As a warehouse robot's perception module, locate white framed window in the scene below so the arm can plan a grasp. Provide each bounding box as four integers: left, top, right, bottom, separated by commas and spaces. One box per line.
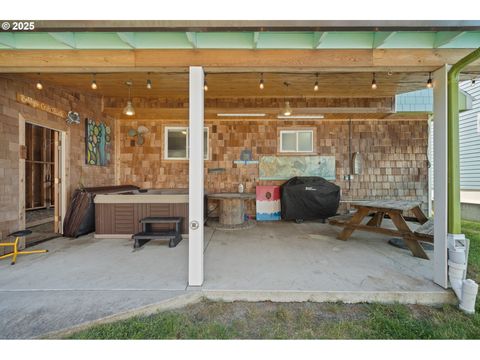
279, 129, 314, 153
164, 126, 209, 160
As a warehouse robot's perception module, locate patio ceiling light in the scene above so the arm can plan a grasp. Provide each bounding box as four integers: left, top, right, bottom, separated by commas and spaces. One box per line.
259, 73, 264, 90
277, 115, 324, 119
314, 73, 319, 92
217, 113, 266, 117
282, 81, 292, 116
371, 73, 377, 90
36, 74, 43, 90
426, 72, 433, 88
91, 74, 98, 90
204, 73, 208, 91
123, 81, 135, 117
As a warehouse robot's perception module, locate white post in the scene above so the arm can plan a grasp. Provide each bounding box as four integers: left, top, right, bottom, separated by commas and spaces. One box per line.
427, 115, 433, 218
188, 66, 205, 286
433, 65, 449, 288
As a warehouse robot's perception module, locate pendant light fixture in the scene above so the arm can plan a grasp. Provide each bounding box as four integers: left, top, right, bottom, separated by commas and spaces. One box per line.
123, 81, 135, 117
314, 73, 319, 92
371, 73, 377, 90
203, 73, 208, 91
426, 72, 433, 88
259, 73, 265, 90
36, 73, 43, 90
91, 73, 98, 90
282, 82, 293, 116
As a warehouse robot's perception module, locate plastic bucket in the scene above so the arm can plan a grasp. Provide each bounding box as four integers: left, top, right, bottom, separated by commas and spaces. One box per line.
459, 279, 479, 314
448, 261, 465, 282
449, 248, 466, 265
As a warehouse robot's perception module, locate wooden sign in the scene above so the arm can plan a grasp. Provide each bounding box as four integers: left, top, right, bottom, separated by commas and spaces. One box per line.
16, 93, 67, 118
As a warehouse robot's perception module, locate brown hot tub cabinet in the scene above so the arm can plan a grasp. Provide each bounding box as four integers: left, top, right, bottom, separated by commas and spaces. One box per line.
94, 189, 189, 237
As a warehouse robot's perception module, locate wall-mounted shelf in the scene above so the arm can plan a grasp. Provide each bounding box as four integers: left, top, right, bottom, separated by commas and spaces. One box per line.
233, 160, 259, 165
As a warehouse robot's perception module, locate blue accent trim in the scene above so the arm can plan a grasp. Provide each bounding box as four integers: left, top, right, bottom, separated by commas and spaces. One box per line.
256, 212, 281, 221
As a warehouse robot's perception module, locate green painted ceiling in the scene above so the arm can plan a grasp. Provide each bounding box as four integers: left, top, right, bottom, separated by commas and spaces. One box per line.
1, 31, 480, 50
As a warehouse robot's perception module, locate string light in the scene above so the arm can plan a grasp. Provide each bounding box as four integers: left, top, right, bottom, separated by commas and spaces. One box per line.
36, 73, 43, 90
91, 74, 98, 90
259, 73, 264, 90
282, 82, 292, 116
426, 72, 433, 88
146, 78, 152, 90
371, 73, 377, 90
203, 73, 208, 91
314, 73, 319, 92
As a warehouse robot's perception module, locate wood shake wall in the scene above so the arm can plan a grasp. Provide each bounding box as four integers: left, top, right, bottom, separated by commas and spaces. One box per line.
118, 117, 429, 215
0, 76, 116, 248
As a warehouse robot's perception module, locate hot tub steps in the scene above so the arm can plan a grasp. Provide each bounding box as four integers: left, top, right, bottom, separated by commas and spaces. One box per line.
132, 217, 183, 249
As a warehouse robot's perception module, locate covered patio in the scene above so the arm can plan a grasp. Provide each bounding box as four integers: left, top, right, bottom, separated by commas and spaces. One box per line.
1, 21, 480, 338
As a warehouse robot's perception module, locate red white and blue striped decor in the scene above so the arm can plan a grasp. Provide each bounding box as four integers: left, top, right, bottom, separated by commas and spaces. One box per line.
256, 186, 281, 221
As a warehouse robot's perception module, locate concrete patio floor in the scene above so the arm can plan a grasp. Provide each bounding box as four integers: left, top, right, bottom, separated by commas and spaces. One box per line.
0, 220, 455, 338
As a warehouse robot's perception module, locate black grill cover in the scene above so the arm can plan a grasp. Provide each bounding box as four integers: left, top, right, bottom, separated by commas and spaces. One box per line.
280, 176, 340, 220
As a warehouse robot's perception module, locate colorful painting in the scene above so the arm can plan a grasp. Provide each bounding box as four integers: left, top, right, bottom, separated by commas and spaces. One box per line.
259, 155, 336, 181
85, 118, 111, 166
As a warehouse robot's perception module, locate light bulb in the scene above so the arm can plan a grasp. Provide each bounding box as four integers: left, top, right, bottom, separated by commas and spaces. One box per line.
204, 80, 208, 91
36, 81, 43, 90
283, 101, 292, 116
146, 79, 152, 89
259, 79, 264, 90
371, 73, 377, 90
426, 73, 433, 88
314, 81, 319, 92
91, 80, 98, 90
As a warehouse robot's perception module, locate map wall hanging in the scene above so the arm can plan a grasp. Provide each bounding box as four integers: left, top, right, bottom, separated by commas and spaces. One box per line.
85, 118, 111, 166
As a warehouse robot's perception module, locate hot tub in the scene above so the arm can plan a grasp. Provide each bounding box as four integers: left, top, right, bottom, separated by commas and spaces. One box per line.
94, 188, 189, 238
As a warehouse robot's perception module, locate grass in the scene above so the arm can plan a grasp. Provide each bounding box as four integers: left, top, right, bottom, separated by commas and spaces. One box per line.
67, 220, 480, 340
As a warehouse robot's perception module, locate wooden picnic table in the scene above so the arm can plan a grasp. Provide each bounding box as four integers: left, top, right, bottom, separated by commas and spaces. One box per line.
332, 200, 431, 259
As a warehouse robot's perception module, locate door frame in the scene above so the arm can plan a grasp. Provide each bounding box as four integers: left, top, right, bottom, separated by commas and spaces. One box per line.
19, 115, 67, 234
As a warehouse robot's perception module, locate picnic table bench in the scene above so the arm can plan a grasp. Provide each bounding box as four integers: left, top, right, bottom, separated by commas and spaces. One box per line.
329, 200, 432, 259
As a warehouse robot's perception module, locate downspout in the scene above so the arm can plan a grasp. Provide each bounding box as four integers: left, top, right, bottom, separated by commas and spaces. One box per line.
447, 47, 480, 234
447, 48, 480, 314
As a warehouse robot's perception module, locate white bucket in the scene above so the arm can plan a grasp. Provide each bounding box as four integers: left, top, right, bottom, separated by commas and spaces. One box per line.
459, 279, 479, 314
448, 260, 466, 278
449, 248, 466, 265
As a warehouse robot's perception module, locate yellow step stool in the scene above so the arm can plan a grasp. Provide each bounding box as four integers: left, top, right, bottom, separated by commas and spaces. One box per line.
0, 230, 48, 265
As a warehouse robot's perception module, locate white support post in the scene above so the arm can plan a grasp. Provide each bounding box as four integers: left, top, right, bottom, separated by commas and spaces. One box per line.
433, 65, 450, 288
188, 66, 205, 287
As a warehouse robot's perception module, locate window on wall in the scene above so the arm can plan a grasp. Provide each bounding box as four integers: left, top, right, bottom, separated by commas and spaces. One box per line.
279, 129, 314, 153
164, 126, 209, 160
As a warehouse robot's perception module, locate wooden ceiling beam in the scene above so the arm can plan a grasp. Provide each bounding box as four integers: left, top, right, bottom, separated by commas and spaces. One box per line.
1, 49, 479, 73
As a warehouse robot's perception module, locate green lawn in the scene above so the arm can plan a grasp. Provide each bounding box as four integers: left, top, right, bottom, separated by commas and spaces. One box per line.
67, 221, 480, 340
